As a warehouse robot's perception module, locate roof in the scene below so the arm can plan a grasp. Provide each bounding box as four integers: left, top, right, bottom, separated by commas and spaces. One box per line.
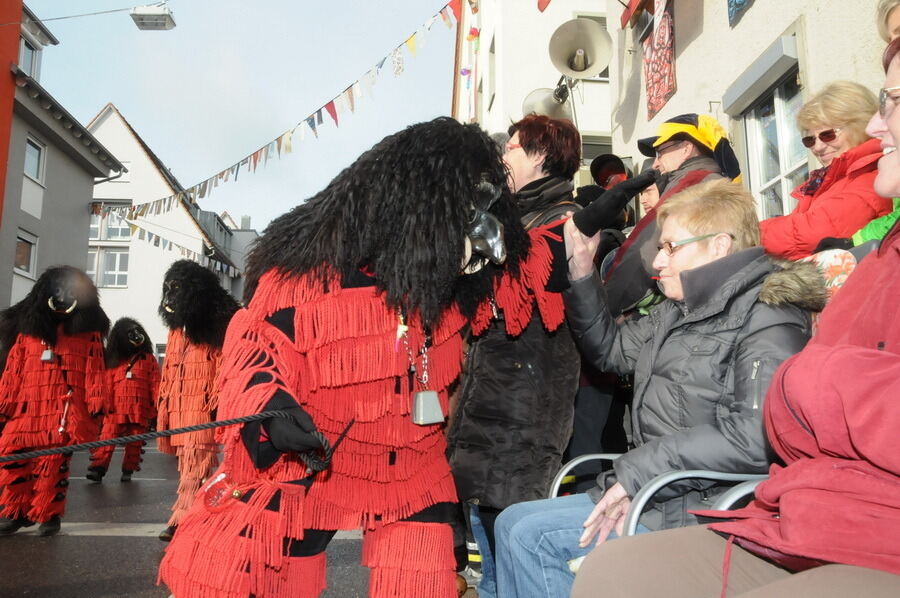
86, 103, 237, 271
22, 4, 59, 46
11, 65, 125, 174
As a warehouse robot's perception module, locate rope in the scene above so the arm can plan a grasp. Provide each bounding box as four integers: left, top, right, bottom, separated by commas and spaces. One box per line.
0, 410, 334, 472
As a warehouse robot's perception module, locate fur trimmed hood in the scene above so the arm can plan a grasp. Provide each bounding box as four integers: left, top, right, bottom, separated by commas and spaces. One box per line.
760, 259, 829, 312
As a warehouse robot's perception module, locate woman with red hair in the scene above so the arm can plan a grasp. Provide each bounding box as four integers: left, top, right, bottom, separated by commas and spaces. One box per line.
447, 114, 584, 598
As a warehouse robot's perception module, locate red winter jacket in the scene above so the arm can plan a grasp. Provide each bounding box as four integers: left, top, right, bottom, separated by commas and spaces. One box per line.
698, 220, 900, 575
760, 138, 891, 260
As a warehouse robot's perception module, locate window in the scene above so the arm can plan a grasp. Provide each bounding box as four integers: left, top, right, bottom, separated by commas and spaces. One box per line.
19, 37, 36, 77
89, 204, 132, 240
86, 248, 129, 288
14, 231, 37, 275
24, 138, 44, 183
744, 72, 808, 219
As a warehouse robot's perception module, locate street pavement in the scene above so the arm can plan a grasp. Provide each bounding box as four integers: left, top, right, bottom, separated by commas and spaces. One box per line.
0, 446, 371, 597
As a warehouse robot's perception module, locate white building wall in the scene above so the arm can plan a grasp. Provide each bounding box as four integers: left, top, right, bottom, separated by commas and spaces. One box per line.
454, 0, 612, 184
88, 108, 228, 350
608, 0, 884, 184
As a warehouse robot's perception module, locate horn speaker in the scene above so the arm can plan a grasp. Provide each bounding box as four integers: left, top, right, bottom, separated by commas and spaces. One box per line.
521, 87, 573, 121
548, 18, 612, 80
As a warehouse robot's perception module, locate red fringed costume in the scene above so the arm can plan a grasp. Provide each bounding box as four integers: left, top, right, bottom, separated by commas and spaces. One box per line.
157, 328, 221, 527
90, 353, 160, 474
0, 330, 106, 523
159, 226, 564, 598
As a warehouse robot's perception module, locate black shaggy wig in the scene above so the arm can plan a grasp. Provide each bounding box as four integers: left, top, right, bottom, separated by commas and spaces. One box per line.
106, 317, 154, 368
243, 117, 529, 326
0, 266, 110, 372
159, 260, 240, 348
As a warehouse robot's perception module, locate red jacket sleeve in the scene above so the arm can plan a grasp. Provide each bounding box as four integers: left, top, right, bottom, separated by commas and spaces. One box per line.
765, 343, 900, 475
760, 169, 889, 260
0, 338, 25, 418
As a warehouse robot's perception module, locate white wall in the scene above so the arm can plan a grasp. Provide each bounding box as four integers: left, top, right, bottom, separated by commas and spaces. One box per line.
455, 0, 611, 138
607, 0, 884, 170
89, 107, 233, 350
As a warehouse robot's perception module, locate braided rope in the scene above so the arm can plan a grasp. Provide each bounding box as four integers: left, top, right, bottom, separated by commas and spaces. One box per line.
0, 410, 334, 472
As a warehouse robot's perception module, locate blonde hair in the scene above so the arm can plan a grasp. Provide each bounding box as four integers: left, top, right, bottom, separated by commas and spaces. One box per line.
796, 81, 878, 147
878, 0, 900, 42
657, 179, 760, 252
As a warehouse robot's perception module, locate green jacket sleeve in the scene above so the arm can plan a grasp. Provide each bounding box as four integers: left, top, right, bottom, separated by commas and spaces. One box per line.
852, 198, 900, 245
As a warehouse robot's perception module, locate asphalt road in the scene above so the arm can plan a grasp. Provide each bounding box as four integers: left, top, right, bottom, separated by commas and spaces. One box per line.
0, 446, 371, 598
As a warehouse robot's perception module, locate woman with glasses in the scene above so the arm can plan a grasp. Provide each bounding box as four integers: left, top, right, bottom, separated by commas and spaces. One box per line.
567, 38, 900, 598
491, 179, 826, 598
760, 81, 891, 260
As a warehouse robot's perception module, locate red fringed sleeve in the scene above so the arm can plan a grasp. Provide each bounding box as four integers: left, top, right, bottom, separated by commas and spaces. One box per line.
472, 222, 566, 336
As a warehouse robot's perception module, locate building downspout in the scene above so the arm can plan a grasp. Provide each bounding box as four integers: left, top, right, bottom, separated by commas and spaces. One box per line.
94, 168, 127, 185
0, 0, 25, 231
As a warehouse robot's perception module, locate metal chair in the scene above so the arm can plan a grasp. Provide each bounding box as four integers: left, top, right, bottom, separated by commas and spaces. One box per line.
549, 454, 767, 536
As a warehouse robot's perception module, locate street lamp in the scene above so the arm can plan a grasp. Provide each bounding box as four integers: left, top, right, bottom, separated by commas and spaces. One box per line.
130, 3, 176, 31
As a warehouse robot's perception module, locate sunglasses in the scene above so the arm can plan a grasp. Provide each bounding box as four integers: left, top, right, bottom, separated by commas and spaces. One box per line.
879, 86, 900, 118
801, 128, 841, 148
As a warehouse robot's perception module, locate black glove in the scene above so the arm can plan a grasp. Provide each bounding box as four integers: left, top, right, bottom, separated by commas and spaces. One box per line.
814, 237, 854, 252
573, 169, 660, 237
264, 404, 322, 454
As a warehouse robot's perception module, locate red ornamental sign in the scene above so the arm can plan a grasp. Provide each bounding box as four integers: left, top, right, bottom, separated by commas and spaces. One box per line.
643, 0, 676, 120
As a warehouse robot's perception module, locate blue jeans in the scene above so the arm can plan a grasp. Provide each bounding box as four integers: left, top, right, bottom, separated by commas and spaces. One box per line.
494, 493, 649, 598
469, 504, 497, 598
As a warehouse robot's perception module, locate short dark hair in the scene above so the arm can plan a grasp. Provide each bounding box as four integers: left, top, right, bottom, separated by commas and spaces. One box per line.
508, 114, 581, 179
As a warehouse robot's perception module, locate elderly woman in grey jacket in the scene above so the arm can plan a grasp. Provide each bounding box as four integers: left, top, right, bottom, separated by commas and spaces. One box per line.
493, 179, 827, 598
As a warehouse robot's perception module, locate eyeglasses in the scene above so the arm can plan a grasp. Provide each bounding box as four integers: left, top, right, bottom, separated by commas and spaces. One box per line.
801, 128, 841, 148
504, 142, 522, 153
654, 140, 683, 158
657, 233, 732, 256
879, 86, 900, 118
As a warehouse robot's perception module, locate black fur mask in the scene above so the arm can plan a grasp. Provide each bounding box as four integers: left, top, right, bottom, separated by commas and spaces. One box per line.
243, 117, 529, 327
106, 317, 153, 368
0, 266, 110, 372
158, 260, 240, 348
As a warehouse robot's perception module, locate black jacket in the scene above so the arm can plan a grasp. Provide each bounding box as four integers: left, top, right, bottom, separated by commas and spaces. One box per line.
447, 176, 581, 509
565, 249, 827, 530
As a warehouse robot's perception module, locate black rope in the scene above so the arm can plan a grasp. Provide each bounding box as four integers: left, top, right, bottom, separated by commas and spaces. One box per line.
0, 410, 334, 472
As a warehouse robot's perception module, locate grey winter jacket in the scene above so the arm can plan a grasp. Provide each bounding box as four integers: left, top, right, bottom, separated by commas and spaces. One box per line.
564, 248, 826, 530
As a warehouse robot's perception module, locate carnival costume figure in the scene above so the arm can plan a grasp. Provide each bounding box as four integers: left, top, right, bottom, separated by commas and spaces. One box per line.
158, 116, 584, 598
156, 260, 240, 541
87, 317, 160, 483
0, 266, 109, 536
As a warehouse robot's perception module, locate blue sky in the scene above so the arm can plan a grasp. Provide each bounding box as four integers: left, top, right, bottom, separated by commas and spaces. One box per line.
26, 0, 457, 229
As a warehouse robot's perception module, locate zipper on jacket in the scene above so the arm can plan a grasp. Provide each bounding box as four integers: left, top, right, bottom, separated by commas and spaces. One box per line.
750, 360, 761, 409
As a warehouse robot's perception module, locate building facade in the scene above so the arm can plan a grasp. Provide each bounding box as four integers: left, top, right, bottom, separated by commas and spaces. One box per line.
87, 103, 255, 352
609, 0, 884, 218
452, 0, 614, 186
1, 5, 124, 306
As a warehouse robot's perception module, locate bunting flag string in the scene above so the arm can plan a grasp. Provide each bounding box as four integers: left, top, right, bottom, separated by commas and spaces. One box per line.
121, 1, 459, 220
125, 216, 240, 278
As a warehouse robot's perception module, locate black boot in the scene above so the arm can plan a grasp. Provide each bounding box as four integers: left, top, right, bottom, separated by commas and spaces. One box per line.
120, 470, 133, 482
85, 466, 106, 483
0, 517, 34, 536
37, 516, 61, 537
159, 524, 177, 542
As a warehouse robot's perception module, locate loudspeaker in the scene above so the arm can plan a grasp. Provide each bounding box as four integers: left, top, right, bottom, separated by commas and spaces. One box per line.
548, 18, 612, 80
522, 87, 573, 121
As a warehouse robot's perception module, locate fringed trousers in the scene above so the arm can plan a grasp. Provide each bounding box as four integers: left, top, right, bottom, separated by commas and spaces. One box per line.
0, 452, 71, 523
168, 443, 218, 526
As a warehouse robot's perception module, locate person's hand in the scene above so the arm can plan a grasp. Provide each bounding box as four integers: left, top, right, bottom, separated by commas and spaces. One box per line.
266, 405, 322, 454
565, 216, 602, 280
814, 237, 853, 252
572, 169, 659, 236
579, 482, 632, 548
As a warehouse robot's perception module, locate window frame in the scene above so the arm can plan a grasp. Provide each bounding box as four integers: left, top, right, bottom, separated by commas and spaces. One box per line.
23, 136, 46, 185
14, 229, 38, 279
18, 36, 38, 78
743, 70, 808, 219
97, 247, 129, 288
